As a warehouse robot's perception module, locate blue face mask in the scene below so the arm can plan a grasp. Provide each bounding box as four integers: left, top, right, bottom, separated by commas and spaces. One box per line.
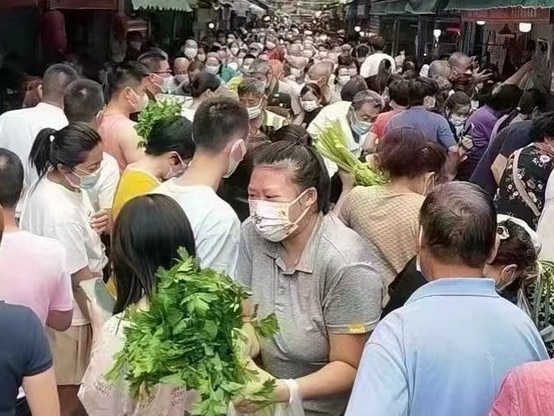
350, 110, 372, 136
74, 166, 102, 190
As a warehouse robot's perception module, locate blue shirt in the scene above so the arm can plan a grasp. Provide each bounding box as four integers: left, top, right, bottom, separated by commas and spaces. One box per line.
386, 106, 456, 149
345, 278, 548, 416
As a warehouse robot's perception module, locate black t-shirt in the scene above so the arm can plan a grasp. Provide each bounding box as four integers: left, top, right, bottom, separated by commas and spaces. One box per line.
0, 302, 52, 416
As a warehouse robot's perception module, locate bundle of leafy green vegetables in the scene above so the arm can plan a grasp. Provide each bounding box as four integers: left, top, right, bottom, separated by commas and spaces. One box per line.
107, 250, 279, 416
135, 100, 182, 146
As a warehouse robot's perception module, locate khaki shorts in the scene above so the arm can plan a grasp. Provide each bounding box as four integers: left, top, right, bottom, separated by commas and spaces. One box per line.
47, 325, 92, 386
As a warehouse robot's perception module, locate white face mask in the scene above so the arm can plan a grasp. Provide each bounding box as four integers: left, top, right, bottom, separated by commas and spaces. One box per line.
223, 140, 246, 178
206, 65, 220, 75
175, 74, 190, 86
338, 75, 350, 86
161, 75, 175, 94
227, 62, 239, 71
348, 68, 358, 77
301, 100, 318, 112
247, 100, 263, 120
184, 47, 197, 60
249, 189, 311, 242
450, 114, 467, 127
130, 89, 149, 112
290, 67, 303, 78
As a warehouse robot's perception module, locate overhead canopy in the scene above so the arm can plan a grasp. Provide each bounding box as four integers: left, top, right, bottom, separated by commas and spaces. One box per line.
445, 0, 554, 10
131, 0, 193, 12
405, 0, 444, 14
370, 0, 408, 15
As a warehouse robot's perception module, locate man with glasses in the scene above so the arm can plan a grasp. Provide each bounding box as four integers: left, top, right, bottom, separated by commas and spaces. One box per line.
138, 51, 174, 98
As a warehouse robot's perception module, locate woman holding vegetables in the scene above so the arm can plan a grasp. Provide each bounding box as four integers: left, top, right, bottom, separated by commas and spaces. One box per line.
340, 127, 447, 287
237, 140, 386, 416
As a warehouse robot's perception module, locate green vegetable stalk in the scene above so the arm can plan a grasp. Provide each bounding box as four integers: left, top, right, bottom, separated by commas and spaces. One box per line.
135, 100, 182, 147
107, 250, 279, 416
315, 120, 388, 186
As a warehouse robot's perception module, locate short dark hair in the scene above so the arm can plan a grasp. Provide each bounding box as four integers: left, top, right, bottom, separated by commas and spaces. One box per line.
341, 76, 368, 102
192, 97, 249, 153
388, 78, 410, 107
188, 60, 205, 73
145, 116, 195, 160
420, 182, 497, 268
271, 125, 312, 146
42, 64, 79, 103
369, 35, 386, 51
487, 84, 522, 112
112, 194, 196, 314
0, 148, 24, 209
190, 72, 220, 98
138, 51, 167, 72
518, 89, 547, 115
254, 141, 330, 214
531, 112, 554, 142
377, 128, 446, 179
64, 79, 105, 123
445, 91, 471, 113
409, 77, 439, 106
105, 61, 150, 99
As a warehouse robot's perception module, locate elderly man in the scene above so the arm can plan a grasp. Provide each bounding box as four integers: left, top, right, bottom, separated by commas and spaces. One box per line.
173, 56, 190, 95
346, 182, 548, 416
307, 61, 340, 104
307, 89, 383, 177
248, 60, 303, 124
238, 77, 287, 140
285, 56, 308, 94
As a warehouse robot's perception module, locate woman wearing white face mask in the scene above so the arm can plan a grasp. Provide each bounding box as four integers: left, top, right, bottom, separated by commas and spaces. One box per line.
238, 78, 287, 140
112, 116, 195, 220
340, 128, 447, 287
237, 140, 384, 416
334, 65, 351, 96
23, 123, 108, 415
204, 53, 222, 78
444, 91, 472, 141
299, 83, 324, 127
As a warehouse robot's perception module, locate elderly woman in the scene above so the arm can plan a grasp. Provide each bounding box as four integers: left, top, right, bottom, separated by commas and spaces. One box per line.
237, 140, 385, 416
238, 77, 287, 141
341, 128, 447, 287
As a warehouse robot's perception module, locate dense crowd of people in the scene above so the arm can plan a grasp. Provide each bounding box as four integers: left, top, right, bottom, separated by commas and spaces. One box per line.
1, 22, 554, 416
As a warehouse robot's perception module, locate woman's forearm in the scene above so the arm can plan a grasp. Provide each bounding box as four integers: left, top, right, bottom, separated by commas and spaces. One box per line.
276, 361, 358, 402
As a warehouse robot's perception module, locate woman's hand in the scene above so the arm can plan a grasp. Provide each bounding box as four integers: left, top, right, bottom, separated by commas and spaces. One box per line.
234, 380, 291, 413
90, 210, 109, 235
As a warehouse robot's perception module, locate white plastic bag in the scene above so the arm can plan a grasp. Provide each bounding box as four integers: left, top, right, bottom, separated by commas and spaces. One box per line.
227, 379, 305, 416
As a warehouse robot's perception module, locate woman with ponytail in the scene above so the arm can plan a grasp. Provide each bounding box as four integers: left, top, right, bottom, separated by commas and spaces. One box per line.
21, 122, 108, 416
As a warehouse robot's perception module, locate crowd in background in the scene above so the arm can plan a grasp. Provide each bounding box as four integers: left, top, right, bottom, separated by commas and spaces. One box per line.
1, 20, 554, 416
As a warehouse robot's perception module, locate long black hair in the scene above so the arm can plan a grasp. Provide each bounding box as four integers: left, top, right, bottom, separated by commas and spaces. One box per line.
111, 194, 196, 314
29, 122, 102, 179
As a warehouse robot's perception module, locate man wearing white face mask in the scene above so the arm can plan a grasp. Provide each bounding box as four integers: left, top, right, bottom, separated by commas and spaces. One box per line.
98, 62, 149, 171
138, 51, 174, 98
238, 78, 287, 140
154, 97, 249, 278
172, 57, 191, 95
182, 39, 198, 61
308, 90, 383, 177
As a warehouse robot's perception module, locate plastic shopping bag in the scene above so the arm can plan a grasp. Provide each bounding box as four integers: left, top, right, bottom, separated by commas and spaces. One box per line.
227, 379, 305, 416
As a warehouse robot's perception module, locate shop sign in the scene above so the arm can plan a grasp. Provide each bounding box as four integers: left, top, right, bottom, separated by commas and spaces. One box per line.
463, 7, 551, 24
0, 0, 36, 9
47, 0, 117, 9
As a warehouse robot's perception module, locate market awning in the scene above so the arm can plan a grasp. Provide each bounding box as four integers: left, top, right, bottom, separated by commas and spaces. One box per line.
445, 0, 554, 11
370, 0, 408, 15
405, 0, 443, 14
131, 0, 193, 12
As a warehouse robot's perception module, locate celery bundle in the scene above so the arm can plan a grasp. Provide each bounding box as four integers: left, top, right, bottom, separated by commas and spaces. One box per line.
315, 120, 387, 186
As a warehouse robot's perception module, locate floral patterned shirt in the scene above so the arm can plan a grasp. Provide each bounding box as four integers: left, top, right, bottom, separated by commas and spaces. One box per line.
495, 143, 554, 230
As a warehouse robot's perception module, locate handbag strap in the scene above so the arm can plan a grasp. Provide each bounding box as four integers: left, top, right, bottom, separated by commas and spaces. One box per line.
511, 149, 541, 217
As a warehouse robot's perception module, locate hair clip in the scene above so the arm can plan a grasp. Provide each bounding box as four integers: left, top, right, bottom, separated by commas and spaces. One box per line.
497, 225, 510, 240
49, 134, 55, 143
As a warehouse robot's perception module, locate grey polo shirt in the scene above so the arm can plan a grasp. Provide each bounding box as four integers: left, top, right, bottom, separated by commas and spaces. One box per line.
237, 214, 385, 416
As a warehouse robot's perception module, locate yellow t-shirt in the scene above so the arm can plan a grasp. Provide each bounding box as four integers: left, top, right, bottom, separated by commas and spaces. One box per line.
112, 168, 161, 220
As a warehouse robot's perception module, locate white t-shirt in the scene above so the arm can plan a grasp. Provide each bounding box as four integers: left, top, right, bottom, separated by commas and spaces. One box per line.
0, 230, 73, 326
20, 177, 108, 325
153, 181, 240, 278
88, 152, 120, 212
0, 103, 68, 188
360, 52, 396, 78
